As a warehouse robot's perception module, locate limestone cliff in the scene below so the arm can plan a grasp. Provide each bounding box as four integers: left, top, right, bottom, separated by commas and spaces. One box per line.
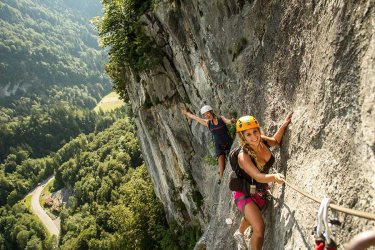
124, 0, 375, 249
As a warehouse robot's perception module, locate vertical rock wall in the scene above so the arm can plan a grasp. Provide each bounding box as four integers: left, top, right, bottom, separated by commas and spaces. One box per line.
125, 0, 375, 249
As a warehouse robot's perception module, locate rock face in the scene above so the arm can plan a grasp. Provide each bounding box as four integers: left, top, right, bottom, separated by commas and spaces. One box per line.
125, 1, 375, 249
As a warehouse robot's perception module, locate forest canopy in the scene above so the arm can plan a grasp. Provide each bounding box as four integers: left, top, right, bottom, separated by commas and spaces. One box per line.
56, 119, 201, 250
0, 0, 111, 96
0, 85, 130, 161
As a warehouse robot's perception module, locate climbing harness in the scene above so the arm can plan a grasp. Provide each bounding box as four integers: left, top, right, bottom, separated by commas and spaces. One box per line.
219, 143, 231, 155
234, 187, 272, 220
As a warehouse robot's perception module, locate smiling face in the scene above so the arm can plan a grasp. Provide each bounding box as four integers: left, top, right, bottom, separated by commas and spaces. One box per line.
203, 111, 214, 120
242, 127, 261, 147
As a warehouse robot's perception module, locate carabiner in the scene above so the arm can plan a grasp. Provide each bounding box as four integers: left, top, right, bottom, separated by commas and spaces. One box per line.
316, 197, 330, 238
322, 198, 332, 244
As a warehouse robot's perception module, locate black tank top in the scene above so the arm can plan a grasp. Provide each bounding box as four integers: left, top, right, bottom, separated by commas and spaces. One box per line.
208, 116, 232, 145
238, 139, 274, 190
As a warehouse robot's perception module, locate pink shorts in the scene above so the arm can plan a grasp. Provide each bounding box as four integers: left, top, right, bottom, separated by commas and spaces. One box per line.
233, 190, 266, 211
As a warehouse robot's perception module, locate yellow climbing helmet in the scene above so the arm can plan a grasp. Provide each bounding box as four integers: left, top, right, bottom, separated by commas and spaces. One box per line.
236, 115, 259, 133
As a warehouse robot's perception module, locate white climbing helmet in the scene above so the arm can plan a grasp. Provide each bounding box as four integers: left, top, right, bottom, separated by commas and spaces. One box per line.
200, 105, 213, 115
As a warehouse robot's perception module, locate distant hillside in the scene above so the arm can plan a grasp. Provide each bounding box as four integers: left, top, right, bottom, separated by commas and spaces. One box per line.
0, 0, 111, 97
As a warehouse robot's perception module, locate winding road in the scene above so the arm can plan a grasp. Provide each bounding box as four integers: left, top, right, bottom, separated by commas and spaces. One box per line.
30, 176, 60, 236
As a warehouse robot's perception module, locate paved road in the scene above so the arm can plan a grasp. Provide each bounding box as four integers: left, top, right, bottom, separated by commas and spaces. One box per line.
31, 176, 60, 236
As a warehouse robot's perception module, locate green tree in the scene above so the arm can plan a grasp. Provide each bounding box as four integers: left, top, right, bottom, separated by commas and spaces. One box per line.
17, 230, 30, 249
7, 190, 21, 206
4, 154, 17, 173
93, 0, 162, 101
26, 236, 43, 250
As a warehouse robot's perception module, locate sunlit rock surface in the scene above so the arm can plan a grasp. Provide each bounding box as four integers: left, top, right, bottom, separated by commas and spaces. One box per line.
125, 1, 375, 249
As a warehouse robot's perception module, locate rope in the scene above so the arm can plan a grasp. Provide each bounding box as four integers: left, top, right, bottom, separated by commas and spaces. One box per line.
283, 180, 375, 221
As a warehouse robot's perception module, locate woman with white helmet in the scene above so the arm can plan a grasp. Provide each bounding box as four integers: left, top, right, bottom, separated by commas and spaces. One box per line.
181, 105, 235, 182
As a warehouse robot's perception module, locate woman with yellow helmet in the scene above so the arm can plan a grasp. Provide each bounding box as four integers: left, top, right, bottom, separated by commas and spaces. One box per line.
181, 105, 236, 183
232, 111, 293, 250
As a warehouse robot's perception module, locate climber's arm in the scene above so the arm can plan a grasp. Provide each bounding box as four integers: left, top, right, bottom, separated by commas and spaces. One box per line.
238, 152, 284, 184
261, 110, 293, 146
181, 108, 208, 126
221, 116, 236, 125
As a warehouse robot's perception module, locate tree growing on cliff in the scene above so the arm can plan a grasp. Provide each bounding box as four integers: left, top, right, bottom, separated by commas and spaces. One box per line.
93, 0, 162, 101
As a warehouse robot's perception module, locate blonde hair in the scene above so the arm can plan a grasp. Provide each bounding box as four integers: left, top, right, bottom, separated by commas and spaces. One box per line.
238, 127, 264, 172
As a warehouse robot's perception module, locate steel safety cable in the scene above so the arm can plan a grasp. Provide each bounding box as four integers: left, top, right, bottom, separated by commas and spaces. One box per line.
283, 180, 375, 221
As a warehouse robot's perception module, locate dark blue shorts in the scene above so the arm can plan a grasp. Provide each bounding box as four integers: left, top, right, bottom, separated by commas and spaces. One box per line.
215, 142, 232, 157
